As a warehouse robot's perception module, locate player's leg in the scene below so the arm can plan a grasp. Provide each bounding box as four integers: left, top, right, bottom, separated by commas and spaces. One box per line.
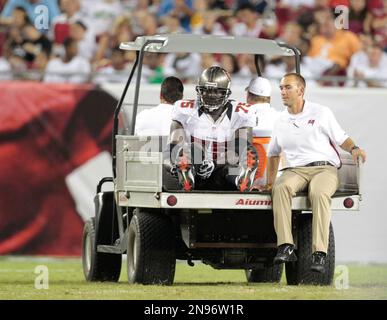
235, 145, 259, 192
222, 147, 259, 192
169, 143, 196, 192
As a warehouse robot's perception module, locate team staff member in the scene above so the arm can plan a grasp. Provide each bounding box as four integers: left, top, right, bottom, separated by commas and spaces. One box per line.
245, 76, 280, 188
135, 76, 184, 136
245, 76, 279, 132
267, 73, 366, 273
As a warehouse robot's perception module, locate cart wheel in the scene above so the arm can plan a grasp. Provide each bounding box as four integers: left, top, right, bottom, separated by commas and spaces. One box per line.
82, 218, 122, 282
246, 264, 283, 283
285, 214, 335, 285
127, 211, 176, 285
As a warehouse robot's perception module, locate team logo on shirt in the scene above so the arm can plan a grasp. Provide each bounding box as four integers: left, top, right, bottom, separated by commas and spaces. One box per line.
308, 119, 315, 125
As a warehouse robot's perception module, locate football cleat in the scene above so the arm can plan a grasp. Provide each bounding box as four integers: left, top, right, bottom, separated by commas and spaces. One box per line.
176, 155, 195, 192
236, 147, 259, 192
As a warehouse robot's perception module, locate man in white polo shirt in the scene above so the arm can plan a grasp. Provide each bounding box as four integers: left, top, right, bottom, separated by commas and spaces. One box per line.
267, 73, 366, 273
245, 76, 280, 187
245, 76, 280, 132
135, 76, 184, 136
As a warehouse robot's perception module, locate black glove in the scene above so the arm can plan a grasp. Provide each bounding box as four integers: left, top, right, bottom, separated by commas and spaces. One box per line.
170, 164, 178, 177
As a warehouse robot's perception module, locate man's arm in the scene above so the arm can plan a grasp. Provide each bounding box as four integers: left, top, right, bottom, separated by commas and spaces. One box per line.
266, 156, 281, 190
340, 137, 366, 164
169, 120, 185, 144
323, 108, 366, 164
235, 126, 253, 154
227, 126, 254, 166
168, 120, 187, 165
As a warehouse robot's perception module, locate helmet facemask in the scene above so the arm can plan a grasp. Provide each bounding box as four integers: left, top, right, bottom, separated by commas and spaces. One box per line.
196, 86, 231, 113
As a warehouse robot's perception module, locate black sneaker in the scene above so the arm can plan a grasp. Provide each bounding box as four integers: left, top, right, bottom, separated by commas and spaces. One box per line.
273, 243, 297, 264
311, 251, 326, 273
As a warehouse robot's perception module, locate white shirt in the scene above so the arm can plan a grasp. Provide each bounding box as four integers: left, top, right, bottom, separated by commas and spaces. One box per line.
268, 100, 348, 168
249, 102, 280, 134
52, 12, 86, 25
81, 0, 123, 36
232, 21, 263, 38
192, 23, 227, 36
346, 50, 387, 88
77, 29, 97, 61
172, 99, 256, 161
135, 103, 174, 136
44, 56, 91, 83
280, 0, 314, 8
265, 62, 319, 87
93, 65, 131, 84
302, 56, 333, 78
0, 57, 12, 81
163, 53, 201, 79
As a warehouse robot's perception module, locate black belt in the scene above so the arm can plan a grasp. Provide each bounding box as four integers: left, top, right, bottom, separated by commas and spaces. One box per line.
304, 161, 334, 167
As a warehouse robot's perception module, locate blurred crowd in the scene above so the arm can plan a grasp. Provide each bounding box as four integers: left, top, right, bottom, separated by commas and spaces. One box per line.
0, 0, 386, 87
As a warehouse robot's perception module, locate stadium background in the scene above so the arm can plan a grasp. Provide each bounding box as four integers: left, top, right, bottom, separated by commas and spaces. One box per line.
0, 0, 386, 264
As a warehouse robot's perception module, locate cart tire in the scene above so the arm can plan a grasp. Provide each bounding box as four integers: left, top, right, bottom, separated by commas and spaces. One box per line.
127, 211, 176, 285
245, 264, 283, 283
82, 218, 122, 282
285, 214, 335, 285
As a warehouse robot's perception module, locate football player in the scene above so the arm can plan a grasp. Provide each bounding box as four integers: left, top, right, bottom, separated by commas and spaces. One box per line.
168, 66, 259, 192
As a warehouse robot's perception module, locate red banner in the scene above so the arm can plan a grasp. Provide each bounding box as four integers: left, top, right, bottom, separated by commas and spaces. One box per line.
0, 82, 117, 255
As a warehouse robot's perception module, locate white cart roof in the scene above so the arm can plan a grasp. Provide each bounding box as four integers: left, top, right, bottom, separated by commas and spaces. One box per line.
119, 34, 294, 57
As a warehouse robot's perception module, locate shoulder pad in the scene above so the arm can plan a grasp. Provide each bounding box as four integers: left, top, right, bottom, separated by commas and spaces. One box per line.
172, 99, 197, 123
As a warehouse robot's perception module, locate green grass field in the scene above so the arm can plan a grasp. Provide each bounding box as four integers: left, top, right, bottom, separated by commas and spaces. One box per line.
0, 256, 386, 300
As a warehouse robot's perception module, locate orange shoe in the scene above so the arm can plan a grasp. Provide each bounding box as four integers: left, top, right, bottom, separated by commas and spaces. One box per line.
176, 155, 195, 192
236, 147, 259, 192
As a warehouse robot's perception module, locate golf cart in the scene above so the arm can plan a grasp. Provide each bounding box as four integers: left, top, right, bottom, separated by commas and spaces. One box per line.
82, 34, 362, 286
